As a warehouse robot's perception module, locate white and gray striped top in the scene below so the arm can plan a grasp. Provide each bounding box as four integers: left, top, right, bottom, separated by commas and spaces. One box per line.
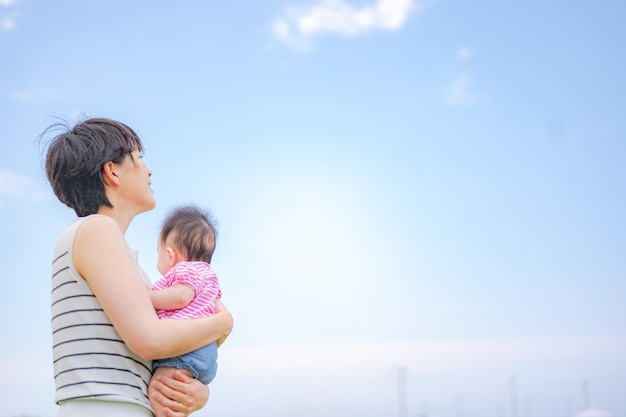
51, 215, 153, 413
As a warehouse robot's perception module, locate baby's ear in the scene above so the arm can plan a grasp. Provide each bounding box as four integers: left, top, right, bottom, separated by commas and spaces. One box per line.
166, 247, 178, 266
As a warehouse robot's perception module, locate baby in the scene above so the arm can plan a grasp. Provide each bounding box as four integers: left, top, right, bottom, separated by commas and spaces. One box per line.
148, 205, 223, 417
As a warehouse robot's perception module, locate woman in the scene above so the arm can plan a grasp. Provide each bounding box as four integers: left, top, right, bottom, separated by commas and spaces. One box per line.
43, 117, 233, 417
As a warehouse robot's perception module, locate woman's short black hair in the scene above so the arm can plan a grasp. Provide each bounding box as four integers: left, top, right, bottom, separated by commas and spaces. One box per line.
41, 117, 144, 217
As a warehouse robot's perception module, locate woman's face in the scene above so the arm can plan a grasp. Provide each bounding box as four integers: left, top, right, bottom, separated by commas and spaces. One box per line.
116, 150, 155, 214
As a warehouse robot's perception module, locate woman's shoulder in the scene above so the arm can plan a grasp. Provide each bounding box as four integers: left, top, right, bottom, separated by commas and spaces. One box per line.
74, 214, 126, 253
77, 214, 121, 235
72, 215, 132, 282
56, 214, 116, 247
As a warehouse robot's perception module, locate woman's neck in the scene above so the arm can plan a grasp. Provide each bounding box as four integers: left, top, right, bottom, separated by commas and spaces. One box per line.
97, 206, 134, 234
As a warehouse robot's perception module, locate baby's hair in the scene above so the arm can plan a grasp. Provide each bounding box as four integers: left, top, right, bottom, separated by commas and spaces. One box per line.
160, 205, 218, 263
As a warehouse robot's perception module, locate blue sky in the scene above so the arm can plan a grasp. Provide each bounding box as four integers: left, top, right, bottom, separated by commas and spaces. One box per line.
1, 1, 625, 416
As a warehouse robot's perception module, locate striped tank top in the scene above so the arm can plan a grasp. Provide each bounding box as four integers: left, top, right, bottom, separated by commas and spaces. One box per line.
51, 216, 153, 413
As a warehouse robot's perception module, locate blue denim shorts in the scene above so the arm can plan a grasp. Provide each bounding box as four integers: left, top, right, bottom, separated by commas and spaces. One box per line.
152, 342, 217, 384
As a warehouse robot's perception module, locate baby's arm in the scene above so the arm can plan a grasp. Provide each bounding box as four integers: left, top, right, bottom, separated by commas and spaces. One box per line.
150, 285, 195, 311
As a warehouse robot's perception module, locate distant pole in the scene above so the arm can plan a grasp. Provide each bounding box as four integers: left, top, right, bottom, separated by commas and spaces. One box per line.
509, 375, 519, 417
455, 394, 464, 417
565, 398, 573, 417
523, 396, 532, 417
582, 379, 590, 408
398, 366, 407, 417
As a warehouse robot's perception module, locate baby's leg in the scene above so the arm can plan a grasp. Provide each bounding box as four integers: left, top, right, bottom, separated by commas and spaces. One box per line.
149, 366, 194, 417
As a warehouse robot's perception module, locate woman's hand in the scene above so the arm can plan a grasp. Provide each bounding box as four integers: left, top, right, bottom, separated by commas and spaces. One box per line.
149, 370, 209, 417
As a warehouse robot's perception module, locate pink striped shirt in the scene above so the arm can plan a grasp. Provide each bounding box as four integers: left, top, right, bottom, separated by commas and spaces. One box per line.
151, 261, 221, 320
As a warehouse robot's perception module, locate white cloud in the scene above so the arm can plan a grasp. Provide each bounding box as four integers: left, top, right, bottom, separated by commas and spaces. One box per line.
0, 0, 17, 31
456, 46, 472, 60
442, 47, 488, 106
270, 0, 423, 49
0, 12, 16, 31
443, 72, 488, 106
0, 169, 52, 207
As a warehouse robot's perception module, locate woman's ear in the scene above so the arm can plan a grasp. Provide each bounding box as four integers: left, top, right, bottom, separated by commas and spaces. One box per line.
102, 161, 120, 186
